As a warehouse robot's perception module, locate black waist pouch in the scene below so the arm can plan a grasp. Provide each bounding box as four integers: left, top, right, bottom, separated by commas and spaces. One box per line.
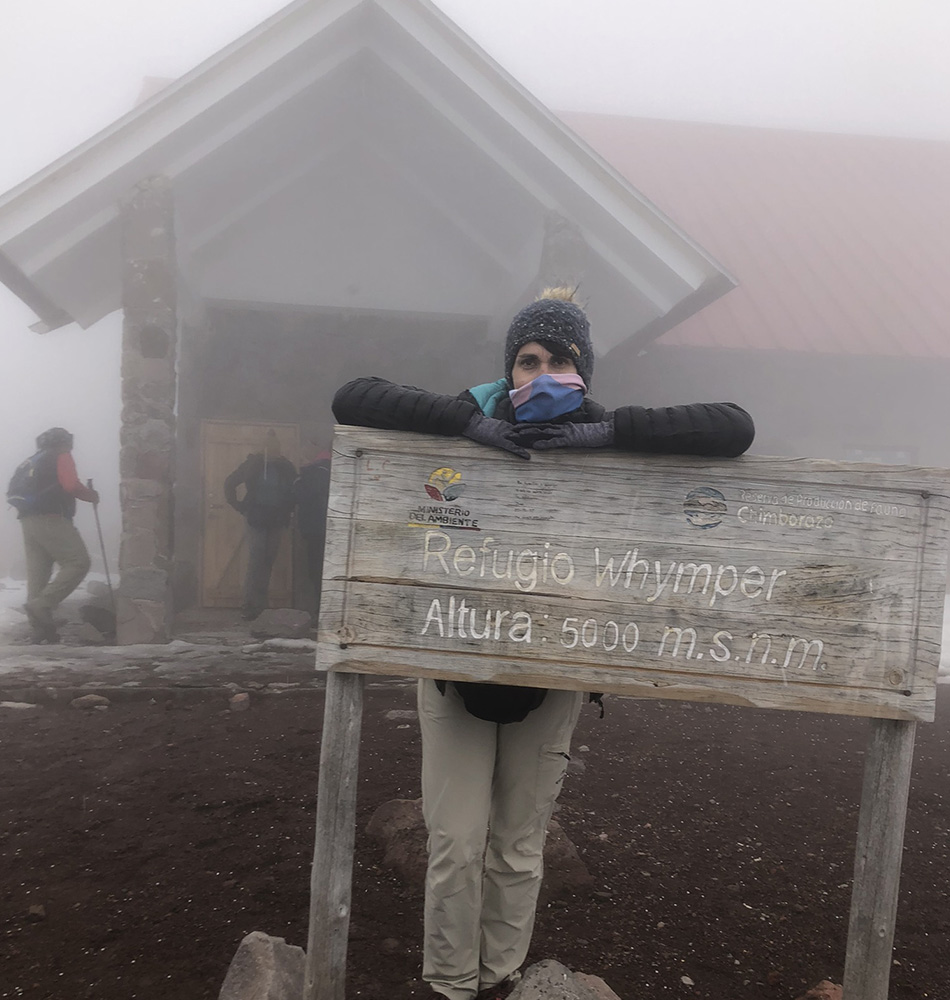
436, 680, 547, 723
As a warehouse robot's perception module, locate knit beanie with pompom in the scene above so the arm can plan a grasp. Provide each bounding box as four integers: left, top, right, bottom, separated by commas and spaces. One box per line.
504, 287, 593, 389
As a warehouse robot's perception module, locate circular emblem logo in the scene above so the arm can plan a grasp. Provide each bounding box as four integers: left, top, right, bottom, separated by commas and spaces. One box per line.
424, 467, 465, 502
683, 486, 727, 529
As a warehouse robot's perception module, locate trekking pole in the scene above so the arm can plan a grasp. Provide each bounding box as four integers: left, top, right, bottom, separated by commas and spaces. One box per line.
88, 479, 117, 621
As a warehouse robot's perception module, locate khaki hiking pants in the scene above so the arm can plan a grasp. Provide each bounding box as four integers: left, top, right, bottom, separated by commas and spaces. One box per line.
21, 514, 91, 612
417, 679, 583, 1000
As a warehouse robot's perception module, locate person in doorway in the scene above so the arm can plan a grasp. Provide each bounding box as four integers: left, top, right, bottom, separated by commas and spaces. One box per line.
224, 430, 297, 621
293, 442, 331, 617
332, 288, 755, 1000
7, 427, 99, 644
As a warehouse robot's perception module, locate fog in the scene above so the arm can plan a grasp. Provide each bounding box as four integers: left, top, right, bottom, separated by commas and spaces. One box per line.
2, 0, 950, 578
0, 309, 120, 578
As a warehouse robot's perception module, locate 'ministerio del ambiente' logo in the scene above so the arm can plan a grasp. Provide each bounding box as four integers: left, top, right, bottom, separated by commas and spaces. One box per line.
424, 467, 464, 502
408, 467, 480, 530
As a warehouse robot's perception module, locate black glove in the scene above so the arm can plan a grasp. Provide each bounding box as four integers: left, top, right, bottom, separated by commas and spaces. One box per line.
462, 413, 531, 460
526, 418, 615, 451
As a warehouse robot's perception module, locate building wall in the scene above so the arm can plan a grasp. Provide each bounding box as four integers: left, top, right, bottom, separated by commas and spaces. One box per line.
598, 344, 950, 467
193, 152, 511, 317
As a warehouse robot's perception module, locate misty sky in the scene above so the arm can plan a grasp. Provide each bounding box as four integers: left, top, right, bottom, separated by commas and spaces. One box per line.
2, 0, 949, 194
2, 0, 950, 571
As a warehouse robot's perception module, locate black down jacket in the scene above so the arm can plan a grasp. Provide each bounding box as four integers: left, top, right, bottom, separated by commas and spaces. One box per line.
332, 376, 755, 457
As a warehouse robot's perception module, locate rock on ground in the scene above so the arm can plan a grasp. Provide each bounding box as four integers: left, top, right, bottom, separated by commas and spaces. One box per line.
73, 621, 109, 645
573, 971, 624, 1000
70, 694, 111, 709
249, 609, 312, 639
79, 603, 117, 634
511, 960, 621, 1000
218, 931, 304, 1000
794, 982, 843, 1000
366, 797, 429, 885
540, 817, 595, 903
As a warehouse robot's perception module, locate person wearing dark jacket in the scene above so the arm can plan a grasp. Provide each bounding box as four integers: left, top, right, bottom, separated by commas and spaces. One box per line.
293, 442, 332, 616
224, 430, 297, 620
11, 427, 99, 644
332, 288, 754, 1000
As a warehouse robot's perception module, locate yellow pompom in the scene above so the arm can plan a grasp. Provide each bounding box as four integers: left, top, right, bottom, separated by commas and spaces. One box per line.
537, 285, 580, 303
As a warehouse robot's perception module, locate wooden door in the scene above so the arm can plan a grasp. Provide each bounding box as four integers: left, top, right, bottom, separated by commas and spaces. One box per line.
201, 420, 298, 608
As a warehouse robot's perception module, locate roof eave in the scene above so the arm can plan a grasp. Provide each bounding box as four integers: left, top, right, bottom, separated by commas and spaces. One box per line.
0, 250, 75, 333
602, 270, 738, 361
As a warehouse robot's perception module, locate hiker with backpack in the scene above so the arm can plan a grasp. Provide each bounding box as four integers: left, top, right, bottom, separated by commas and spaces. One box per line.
332, 287, 755, 1000
7, 427, 99, 644
224, 429, 297, 621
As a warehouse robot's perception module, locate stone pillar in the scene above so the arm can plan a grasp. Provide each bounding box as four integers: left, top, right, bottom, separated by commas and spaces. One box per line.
116, 176, 177, 644
170, 291, 207, 611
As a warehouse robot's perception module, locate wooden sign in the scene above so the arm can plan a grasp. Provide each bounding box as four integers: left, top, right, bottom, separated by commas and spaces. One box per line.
317, 426, 950, 722
306, 425, 950, 1000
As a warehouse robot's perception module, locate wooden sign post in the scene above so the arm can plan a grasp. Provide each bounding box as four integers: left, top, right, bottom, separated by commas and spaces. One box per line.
304, 426, 950, 1000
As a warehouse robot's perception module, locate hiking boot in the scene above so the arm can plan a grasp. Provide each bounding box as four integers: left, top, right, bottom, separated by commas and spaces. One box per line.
25, 600, 60, 643
24, 600, 56, 632
476, 973, 521, 1000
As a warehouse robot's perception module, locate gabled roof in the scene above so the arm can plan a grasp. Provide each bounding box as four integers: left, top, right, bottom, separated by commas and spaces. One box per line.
563, 113, 950, 359
0, 0, 732, 348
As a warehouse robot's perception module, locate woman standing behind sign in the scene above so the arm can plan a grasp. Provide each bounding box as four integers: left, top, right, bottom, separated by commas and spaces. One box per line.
332, 289, 754, 1000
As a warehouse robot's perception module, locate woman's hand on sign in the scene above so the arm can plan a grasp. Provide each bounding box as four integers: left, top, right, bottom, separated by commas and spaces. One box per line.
462, 413, 532, 460
520, 419, 615, 451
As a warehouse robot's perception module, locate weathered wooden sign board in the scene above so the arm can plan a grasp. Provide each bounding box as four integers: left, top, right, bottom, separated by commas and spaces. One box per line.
317, 426, 950, 722
305, 426, 950, 1000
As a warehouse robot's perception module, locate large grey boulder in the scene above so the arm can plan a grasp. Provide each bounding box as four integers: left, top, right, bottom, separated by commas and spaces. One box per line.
218, 931, 305, 1000
510, 960, 622, 1000
366, 797, 429, 883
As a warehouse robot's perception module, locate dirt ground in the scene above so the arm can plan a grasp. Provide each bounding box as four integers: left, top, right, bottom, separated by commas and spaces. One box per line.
1, 677, 948, 1000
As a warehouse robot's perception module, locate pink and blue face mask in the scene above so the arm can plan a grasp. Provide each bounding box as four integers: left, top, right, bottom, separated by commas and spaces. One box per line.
508, 373, 587, 422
